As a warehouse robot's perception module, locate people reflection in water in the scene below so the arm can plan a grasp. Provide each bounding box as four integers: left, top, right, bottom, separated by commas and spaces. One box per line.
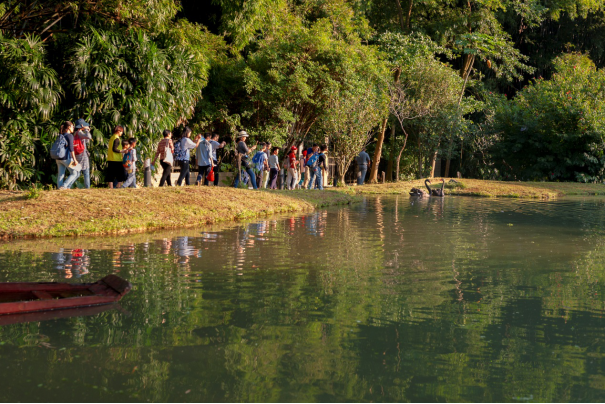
175, 236, 200, 269
51, 248, 90, 279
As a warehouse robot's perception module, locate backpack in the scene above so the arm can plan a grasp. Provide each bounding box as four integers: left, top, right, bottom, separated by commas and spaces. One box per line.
251, 151, 263, 165
50, 133, 68, 160
306, 153, 319, 168
174, 138, 187, 161
73, 134, 85, 155
123, 150, 134, 173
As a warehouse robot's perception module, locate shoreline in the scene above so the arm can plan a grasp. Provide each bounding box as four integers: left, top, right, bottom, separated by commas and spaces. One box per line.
3, 179, 605, 240
0, 187, 358, 240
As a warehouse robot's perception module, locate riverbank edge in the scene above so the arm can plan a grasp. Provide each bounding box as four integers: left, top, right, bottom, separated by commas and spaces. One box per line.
0, 187, 359, 240
349, 178, 605, 199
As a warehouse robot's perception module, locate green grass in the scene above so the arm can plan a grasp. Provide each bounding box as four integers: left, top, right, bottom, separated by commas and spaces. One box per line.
0, 187, 359, 240
351, 178, 605, 199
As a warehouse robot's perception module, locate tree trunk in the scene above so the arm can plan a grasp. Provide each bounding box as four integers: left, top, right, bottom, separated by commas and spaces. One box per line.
370, 118, 389, 184
429, 143, 440, 178
386, 122, 395, 181
445, 57, 474, 177
416, 133, 422, 178
394, 127, 409, 182
370, 69, 401, 183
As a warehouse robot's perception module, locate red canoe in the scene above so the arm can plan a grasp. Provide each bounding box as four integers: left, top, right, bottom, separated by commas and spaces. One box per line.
0, 275, 132, 316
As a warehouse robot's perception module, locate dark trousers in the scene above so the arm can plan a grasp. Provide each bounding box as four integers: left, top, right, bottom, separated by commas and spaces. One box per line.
159, 161, 172, 186
196, 165, 211, 185
213, 160, 219, 186
269, 168, 278, 189
176, 160, 190, 186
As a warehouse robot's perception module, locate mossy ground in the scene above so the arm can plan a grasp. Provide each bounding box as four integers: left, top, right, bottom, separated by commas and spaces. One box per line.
349, 178, 605, 199
0, 187, 358, 239
3, 179, 604, 240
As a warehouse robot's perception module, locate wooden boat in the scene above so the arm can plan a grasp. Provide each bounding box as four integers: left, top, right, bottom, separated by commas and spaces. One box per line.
0, 304, 119, 326
0, 275, 131, 316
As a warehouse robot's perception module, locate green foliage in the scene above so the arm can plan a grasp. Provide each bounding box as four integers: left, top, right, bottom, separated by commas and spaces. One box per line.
490, 53, 605, 182
0, 34, 62, 189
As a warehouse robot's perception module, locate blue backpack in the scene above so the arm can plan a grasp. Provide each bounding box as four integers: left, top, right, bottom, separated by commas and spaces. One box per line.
306, 153, 319, 168
50, 133, 68, 160
174, 139, 187, 161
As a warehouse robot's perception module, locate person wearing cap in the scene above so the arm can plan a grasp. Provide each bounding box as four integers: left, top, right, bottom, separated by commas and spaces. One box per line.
233, 130, 258, 189
73, 119, 93, 189
286, 146, 299, 190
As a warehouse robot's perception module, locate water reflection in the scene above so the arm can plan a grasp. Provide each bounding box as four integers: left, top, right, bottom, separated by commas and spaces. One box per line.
0, 197, 604, 401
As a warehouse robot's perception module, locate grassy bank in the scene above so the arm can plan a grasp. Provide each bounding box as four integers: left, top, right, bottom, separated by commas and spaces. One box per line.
0, 187, 358, 239
351, 178, 605, 199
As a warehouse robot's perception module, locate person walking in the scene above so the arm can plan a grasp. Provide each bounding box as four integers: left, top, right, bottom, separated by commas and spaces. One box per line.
268, 147, 280, 189
306, 144, 320, 189
356, 147, 371, 185
152, 130, 175, 187
313, 145, 328, 190
263, 142, 272, 188
196, 133, 214, 185
252, 143, 269, 188
210, 133, 226, 186
106, 126, 126, 188
121, 137, 138, 188
303, 145, 316, 188
176, 127, 200, 186
53, 121, 80, 190
233, 131, 258, 189
73, 119, 92, 189
286, 146, 299, 190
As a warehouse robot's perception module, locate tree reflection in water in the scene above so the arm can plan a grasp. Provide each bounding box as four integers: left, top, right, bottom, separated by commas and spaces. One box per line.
0, 197, 603, 401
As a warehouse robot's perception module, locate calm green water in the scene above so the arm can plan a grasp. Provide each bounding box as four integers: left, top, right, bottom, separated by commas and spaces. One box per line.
1, 196, 605, 402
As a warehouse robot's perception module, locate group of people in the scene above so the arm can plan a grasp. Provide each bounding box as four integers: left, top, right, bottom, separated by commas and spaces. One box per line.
52, 123, 368, 190
232, 131, 329, 190
151, 127, 226, 187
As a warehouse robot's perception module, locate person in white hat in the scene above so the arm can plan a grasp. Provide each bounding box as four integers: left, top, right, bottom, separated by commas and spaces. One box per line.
233, 131, 258, 189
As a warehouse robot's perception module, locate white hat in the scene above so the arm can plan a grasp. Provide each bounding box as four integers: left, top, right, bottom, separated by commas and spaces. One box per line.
238, 130, 249, 137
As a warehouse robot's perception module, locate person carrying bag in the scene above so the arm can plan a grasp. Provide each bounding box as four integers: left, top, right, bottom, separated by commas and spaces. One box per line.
152, 130, 175, 187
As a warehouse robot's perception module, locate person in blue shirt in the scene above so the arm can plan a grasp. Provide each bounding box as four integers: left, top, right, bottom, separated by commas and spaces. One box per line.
355, 147, 371, 185
196, 133, 214, 186
176, 127, 201, 186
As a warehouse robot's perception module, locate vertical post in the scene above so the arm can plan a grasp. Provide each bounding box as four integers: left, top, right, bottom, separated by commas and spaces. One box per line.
144, 158, 152, 187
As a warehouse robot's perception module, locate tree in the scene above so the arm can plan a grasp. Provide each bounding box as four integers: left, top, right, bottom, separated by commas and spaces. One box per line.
242, 3, 383, 151
490, 53, 605, 182
0, 34, 62, 189
319, 74, 388, 185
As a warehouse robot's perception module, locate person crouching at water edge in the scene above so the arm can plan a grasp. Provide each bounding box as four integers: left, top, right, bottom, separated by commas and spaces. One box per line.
233, 131, 258, 189
286, 146, 299, 190
196, 133, 214, 186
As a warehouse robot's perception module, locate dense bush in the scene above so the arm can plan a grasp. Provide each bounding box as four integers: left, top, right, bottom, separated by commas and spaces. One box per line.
490, 54, 605, 182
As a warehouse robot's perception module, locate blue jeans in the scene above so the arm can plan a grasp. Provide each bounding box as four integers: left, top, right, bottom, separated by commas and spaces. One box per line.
234, 167, 257, 189
196, 165, 211, 185
56, 155, 80, 189
121, 171, 137, 188
307, 168, 323, 190
358, 165, 368, 185
80, 168, 90, 189
314, 168, 323, 190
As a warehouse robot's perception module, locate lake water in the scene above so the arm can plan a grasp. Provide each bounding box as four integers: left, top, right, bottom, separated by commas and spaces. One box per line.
0, 196, 604, 402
